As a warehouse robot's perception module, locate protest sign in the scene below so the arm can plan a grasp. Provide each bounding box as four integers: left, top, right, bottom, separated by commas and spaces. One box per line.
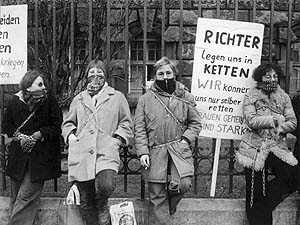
191, 18, 264, 140
191, 18, 264, 196
0, 4, 27, 84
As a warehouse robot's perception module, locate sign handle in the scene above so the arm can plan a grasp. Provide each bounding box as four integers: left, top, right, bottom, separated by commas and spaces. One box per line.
210, 138, 221, 197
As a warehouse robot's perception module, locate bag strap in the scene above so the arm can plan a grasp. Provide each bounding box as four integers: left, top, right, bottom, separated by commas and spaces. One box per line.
13, 108, 37, 136
150, 90, 184, 131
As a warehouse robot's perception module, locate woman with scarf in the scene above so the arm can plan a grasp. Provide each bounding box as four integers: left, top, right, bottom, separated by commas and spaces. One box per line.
62, 59, 133, 225
134, 57, 202, 225
2, 70, 62, 225
235, 63, 299, 225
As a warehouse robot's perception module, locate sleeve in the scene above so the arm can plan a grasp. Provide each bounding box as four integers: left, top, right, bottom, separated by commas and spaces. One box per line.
181, 92, 202, 145
280, 94, 297, 134
39, 94, 63, 140
134, 96, 150, 157
61, 96, 78, 144
113, 93, 133, 145
292, 97, 300, 137
2, 98, 16, 137
243, 94, 275, 130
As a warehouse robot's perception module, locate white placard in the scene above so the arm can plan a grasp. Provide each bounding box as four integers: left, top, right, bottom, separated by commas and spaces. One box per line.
191, 18, 264, 140
0, 4, 27, 84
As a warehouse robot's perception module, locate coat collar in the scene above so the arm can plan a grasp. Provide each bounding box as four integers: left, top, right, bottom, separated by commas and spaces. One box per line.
247, 85, 286, 103
149, 81, 186, 98
79, 86, 115, 111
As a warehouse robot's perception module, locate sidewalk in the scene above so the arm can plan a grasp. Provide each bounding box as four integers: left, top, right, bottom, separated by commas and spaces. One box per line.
0, 197, 299, 225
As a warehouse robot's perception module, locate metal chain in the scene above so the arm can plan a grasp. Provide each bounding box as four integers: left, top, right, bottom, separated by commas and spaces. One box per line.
262, 167, 266, 197
250, 167, 255, 208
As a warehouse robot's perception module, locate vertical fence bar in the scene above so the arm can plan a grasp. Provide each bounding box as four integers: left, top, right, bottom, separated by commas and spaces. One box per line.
197, 0, 201, 17
161, 0, 165, 57
252, 0, 256, 22
269, 0, 274, 62
234, 0, 238, 20
0, 0, 6, 192
106, 0, 111, 85
70, 0, 75, 96
193, 0, 202, 196
52, 0, 58, 192
0, 85, 5, 191
178, 0, 183, 81
52, 1, 57, 96
34, 0, 38, 69
125, 0, 129, 95
285, 0, 292, 93
216, 0, 220, 19
228, 0, 240, 195
143, 0, 147, 91
88, 0, 93, 61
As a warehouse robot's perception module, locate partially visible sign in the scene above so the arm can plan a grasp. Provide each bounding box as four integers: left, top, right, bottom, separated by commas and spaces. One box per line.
0, 5, 27, 84
191, 18, 264, 140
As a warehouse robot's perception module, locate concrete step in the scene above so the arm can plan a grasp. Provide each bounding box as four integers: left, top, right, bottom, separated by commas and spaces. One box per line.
0, 197, 299, 225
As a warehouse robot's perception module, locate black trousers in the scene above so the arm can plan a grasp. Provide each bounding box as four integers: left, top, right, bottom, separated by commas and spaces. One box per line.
245, 153, 299, 225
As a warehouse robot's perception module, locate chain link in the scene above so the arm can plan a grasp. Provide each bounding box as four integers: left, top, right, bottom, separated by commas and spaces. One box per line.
250, 167, 255, 208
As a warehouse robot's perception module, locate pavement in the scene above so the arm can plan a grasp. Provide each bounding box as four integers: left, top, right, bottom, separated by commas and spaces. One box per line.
0, 197, 299, 225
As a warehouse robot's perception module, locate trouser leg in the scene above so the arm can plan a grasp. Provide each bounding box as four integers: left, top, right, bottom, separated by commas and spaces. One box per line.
10, 179, 21, 214
168, 159, 192, 215
148, 182, 170, 225
77, 180, 99, 225
245, 168, 270, 225
95, 169, 117, 225
8, 170, 44, 225
245, 153, 298, 225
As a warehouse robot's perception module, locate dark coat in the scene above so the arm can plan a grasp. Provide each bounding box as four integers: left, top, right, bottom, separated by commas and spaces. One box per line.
2, 92, 63, 182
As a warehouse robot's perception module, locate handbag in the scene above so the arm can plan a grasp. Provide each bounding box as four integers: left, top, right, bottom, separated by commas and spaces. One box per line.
109, 201, 137, 225
57, 184, 85, 225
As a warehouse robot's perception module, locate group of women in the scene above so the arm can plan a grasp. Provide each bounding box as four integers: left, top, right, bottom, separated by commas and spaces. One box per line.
1, 57, 299, 225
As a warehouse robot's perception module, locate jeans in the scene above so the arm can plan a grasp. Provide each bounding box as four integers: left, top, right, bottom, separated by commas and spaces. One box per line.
245, 153, 298, 225
77, 169, 117, 225
148, 158, 192, 225
8, 170, 44, 225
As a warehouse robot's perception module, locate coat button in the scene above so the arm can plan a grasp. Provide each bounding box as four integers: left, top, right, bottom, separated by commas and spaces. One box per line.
89, 149, 94, 154
89, 130, 94, 134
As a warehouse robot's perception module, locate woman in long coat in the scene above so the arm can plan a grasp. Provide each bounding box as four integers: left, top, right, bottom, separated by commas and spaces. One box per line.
2, 70, 62, 225
62, 59, 133, 225
235, 63, 299, 225
134, 57, 202, 225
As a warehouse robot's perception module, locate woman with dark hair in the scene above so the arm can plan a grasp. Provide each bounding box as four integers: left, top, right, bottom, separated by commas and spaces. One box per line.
62, 59, 133, 225
2, 70, 63, 225
235, 63, 299, 225
134, 56, 201, 224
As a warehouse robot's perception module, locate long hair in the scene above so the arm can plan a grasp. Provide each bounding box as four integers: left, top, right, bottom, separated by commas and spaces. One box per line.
85, 59, 108, 78
19, 70, 48, 93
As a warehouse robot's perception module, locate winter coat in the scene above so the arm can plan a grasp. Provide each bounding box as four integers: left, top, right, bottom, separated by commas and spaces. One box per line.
2, 93, 62, 182
134, 82, 202, 182
62, 86, 133, 182
235, 86, 297, 171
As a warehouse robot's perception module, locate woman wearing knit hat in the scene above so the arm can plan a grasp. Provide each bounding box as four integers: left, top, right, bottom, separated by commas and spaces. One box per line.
62, 59, 133, 225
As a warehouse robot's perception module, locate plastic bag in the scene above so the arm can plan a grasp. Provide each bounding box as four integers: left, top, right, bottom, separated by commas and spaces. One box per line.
109, 201, 137, 225
57, 184, 85, 225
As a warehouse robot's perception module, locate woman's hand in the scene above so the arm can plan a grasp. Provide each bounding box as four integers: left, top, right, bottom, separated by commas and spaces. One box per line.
31, 131, 42, 141
140, 154, 150, 170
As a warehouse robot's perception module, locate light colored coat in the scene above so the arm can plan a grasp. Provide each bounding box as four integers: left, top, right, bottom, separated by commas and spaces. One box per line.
62, 87, 133, 182
236, 86, 297, 171
134, 82, 202, 182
